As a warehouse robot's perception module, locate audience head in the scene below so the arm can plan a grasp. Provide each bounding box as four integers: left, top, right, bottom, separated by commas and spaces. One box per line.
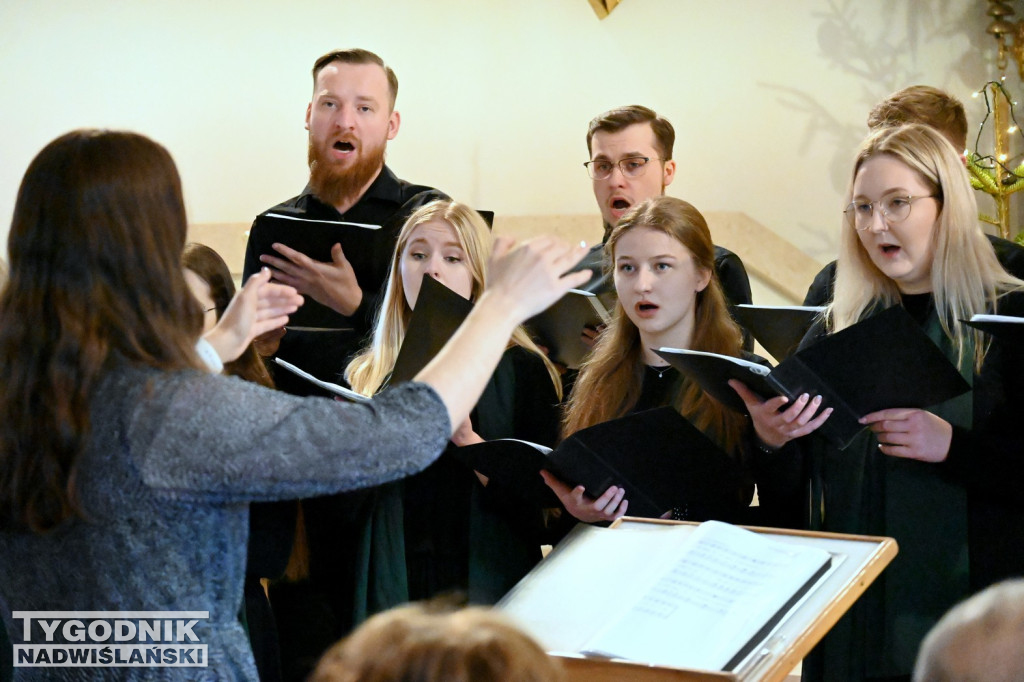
867, 85, 968, 154
0, 129, 203, 531
585, 106, 677, 233
913, 579, 1024, 682
182, 242, 274, 387
310, 604, 564, 682
307, 48, 400, 210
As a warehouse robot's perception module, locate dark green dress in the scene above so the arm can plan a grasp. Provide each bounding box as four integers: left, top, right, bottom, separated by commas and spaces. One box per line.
403, 346, 562, 604
803, 295, 973, 680
268, 348, 559, 682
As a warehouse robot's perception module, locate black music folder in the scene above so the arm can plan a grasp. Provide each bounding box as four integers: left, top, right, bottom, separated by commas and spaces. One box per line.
733, 305, 824, 361
246, 211, 383, 329
526, 289, 612, 369
388, 275, 474, 385
656, 305, 971, 449
453, 407, 742, 519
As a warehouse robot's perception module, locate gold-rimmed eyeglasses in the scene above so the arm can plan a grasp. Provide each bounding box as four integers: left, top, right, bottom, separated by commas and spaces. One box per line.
843, 195, 937, 230
583, 156, 659, 180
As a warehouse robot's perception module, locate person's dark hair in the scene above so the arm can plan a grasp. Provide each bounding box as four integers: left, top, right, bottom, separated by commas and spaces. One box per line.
0, 129, 204, 532
313, 48, 398, 110
182, 242, 273, 388
586, 105, 675, 160
867, 85, 968, 153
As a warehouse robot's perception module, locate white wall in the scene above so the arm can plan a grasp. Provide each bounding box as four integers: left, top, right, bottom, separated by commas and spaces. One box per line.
0, 0, 1008, 265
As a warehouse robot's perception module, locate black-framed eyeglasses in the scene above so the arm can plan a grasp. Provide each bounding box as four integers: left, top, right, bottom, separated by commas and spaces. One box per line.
843, 195, 937, 231
583, 156, 658, 180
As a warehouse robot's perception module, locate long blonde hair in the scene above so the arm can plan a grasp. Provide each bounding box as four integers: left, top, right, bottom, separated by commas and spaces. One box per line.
830, 123, 1022, 370
345, 200, 561, 397
561, 197, 747, 456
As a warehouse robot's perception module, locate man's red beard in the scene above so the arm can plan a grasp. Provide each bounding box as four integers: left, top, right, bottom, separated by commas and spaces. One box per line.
307, 135, 386, 210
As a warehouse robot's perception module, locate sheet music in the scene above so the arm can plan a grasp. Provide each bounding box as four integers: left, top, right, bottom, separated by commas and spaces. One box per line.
658, 347, 771, 375
582, 521, 830, 671
500, 525, 688, 653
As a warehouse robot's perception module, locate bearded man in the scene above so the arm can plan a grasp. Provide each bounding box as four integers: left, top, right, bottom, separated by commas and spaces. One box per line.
243, 48, 446, 387
240, 50, 447, 682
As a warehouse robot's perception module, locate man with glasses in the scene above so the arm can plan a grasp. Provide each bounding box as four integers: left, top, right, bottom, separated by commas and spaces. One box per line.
803, 85, 1024, 307
577, 105, 752, 345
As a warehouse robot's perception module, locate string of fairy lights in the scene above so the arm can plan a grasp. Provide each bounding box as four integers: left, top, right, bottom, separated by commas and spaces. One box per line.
969, 79, 1024, 183
966, 79, 1024, 235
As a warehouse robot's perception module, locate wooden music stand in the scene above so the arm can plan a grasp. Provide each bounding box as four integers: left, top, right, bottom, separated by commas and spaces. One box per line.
499, 517, 897, 682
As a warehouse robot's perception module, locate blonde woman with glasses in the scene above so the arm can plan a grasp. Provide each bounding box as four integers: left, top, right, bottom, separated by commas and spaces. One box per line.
801, 123, 1024, 682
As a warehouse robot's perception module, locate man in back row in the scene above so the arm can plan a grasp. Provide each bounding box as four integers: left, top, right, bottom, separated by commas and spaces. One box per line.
582, 105, 753, 347
803, 85, 1024, 306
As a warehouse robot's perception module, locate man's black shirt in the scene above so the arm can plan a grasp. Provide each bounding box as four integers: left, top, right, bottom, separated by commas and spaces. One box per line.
243, 165, 447, 386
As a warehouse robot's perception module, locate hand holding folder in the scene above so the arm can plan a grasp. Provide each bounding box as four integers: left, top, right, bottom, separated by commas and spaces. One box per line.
656, 305, 971, 449
452, 407, 744, 520
526, 288, 612, 369
248, 211, 383, 327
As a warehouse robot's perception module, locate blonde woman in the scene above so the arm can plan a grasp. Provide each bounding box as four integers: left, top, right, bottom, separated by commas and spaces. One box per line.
347, 200, 560, 412
272, 200, 570, 679
802, 123, 1024, 681
345, 200, 566, 608
274, 201, 561, 641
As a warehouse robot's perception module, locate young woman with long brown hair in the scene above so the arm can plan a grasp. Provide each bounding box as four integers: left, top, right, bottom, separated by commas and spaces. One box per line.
0, 129, 588, 681
544, 195, 829, 524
